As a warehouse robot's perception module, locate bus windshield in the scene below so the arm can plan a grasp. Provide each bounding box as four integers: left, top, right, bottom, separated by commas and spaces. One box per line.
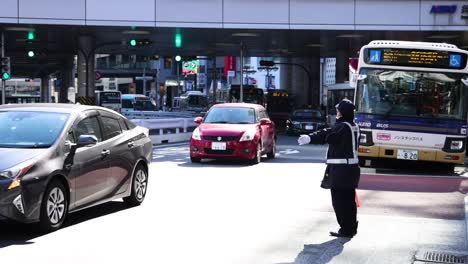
355, 68, 467, 120
134, 100, 155, 111
100, 92, 121, 104
188, 95, 208, 108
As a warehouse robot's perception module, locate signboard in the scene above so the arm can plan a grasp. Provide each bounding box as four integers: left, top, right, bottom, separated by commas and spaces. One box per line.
95, 71, 102, 81
270, 91, 288, 97
365, 48, 467, 69
462, 5, 468, 19
430, 5, 457, 14
224, 56, 236, 77
182, 60, 198, 75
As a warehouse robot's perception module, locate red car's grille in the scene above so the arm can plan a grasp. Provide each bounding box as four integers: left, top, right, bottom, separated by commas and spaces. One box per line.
204, 149, 235, 155
203, 136, 238, 141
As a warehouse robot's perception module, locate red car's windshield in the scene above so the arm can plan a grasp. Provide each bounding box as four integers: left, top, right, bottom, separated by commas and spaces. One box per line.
204, 107, 256, 124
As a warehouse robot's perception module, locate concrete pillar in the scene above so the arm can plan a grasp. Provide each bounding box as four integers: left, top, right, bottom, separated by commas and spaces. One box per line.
59, 57, 74, 103
77, 35, 96, 100
40, 76, 50, 103
336, 41, 350, 84
308, 56, 321, 108
284, 57, 321, 108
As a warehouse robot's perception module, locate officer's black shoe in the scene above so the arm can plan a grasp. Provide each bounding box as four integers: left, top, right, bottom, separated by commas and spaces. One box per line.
329, 230, 354, 238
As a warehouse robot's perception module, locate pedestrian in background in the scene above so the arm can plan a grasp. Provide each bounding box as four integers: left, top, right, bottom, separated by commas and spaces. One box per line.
298, 99, 360, 238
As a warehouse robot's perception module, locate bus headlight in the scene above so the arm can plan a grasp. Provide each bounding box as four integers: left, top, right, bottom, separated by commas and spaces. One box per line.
450, 140, 463, 151
360, 134, 367, 144
444, 137, 465, 153
358, 131, 374, 146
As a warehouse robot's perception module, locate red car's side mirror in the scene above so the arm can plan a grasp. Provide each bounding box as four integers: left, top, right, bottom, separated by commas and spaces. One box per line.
260, 118, 272, 126
194, 117, 203, 124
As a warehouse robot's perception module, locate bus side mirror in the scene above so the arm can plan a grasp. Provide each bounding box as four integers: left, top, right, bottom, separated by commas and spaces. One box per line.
194, 117, 203, 124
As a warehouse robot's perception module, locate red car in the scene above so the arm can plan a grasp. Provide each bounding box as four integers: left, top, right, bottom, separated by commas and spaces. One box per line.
189, 103, 277, 164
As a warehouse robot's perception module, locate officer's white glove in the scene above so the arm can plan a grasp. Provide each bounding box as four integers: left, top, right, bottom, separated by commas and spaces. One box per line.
297, 134, 311, 145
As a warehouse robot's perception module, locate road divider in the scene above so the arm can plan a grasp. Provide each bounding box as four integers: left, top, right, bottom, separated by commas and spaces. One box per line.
132, 118, 197, 145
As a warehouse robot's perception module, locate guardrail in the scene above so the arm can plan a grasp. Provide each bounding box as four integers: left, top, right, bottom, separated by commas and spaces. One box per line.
123, 110, 202, 120
132, 118, 198, 145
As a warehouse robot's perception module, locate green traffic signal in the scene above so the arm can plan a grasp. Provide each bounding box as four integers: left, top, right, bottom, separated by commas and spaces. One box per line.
175, 33, 182, 48
1, 72, 10, 80
130, 39, 137, 47
27, 31, 35, 40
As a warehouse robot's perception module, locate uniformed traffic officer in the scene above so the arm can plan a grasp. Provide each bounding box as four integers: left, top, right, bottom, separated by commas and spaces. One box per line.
298, 99, 360, 238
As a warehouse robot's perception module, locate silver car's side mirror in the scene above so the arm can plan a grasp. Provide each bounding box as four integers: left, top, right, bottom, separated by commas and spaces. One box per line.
76, 135, 98, 148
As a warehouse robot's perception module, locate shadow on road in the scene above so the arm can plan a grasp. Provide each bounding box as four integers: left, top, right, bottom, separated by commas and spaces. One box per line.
362, 158, 465, 177
0, 201, 129, 249
277, 238, 350, 264
359, 174, 468, 194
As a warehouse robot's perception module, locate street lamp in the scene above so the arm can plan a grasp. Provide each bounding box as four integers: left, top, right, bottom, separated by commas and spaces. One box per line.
175, 55, 181, 95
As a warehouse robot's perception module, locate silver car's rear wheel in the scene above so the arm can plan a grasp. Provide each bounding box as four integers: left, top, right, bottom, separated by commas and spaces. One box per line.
124, 164, 148, 206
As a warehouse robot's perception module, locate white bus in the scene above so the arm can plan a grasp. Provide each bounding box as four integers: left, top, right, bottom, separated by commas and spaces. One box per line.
95, 91, 122, 113
172, 91, 208, 112
354, 41, 468, 169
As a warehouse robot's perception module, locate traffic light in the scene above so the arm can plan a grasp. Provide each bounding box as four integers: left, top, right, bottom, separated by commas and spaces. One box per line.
175, 33, 182, 48
27, 50, 35, 58
27, 31, 35, 40
175, 55, 181, 62
128, 39, 151, 47
1, 57, 10, 80
259, 60, 275, 67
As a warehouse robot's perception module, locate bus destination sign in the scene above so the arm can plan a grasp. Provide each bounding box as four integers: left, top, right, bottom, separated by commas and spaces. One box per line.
365, 48, 467, 69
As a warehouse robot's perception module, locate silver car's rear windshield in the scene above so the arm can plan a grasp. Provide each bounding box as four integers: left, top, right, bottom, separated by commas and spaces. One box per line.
0, 111, 70, 148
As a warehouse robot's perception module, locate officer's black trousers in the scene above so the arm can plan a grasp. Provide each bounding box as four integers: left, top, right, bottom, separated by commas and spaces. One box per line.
331, 188, 357, 234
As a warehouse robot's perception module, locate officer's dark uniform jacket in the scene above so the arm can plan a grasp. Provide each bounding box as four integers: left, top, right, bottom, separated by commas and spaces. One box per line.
309, 118, 360, 189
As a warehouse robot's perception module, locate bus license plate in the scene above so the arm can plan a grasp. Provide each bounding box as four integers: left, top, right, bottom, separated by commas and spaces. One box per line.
397, 149, 418, 160
305, 125, 314, 130
211, 142, 226, 150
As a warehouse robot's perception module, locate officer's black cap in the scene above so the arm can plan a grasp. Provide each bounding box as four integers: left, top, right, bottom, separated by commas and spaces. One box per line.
335, 99, 355, 116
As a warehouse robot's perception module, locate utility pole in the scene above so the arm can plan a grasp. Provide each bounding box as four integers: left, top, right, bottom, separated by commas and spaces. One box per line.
212, 57, 217, 104
240, 42, 244, 103
142, 66, 147, 96
1, 32, 4, 105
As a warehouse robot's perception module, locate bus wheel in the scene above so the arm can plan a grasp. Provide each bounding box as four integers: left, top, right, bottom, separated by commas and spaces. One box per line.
444, 163, 455, 172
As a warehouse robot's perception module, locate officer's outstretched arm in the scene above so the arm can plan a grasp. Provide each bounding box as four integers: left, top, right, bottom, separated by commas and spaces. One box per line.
308, 128, 330, 144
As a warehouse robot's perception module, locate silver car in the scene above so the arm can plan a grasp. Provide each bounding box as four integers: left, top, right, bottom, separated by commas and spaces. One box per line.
0, 104, 152, 232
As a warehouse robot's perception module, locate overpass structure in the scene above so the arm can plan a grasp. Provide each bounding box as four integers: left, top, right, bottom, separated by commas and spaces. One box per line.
1, 0, 468, 106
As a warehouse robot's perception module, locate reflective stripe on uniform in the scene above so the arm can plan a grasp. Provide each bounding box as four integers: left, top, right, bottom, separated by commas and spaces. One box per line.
326, 158, 359, 164
325, 122, 360, 165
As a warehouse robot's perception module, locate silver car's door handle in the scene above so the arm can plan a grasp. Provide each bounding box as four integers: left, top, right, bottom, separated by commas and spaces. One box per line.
128, 141, 135, 148
101, 150, 110, 157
